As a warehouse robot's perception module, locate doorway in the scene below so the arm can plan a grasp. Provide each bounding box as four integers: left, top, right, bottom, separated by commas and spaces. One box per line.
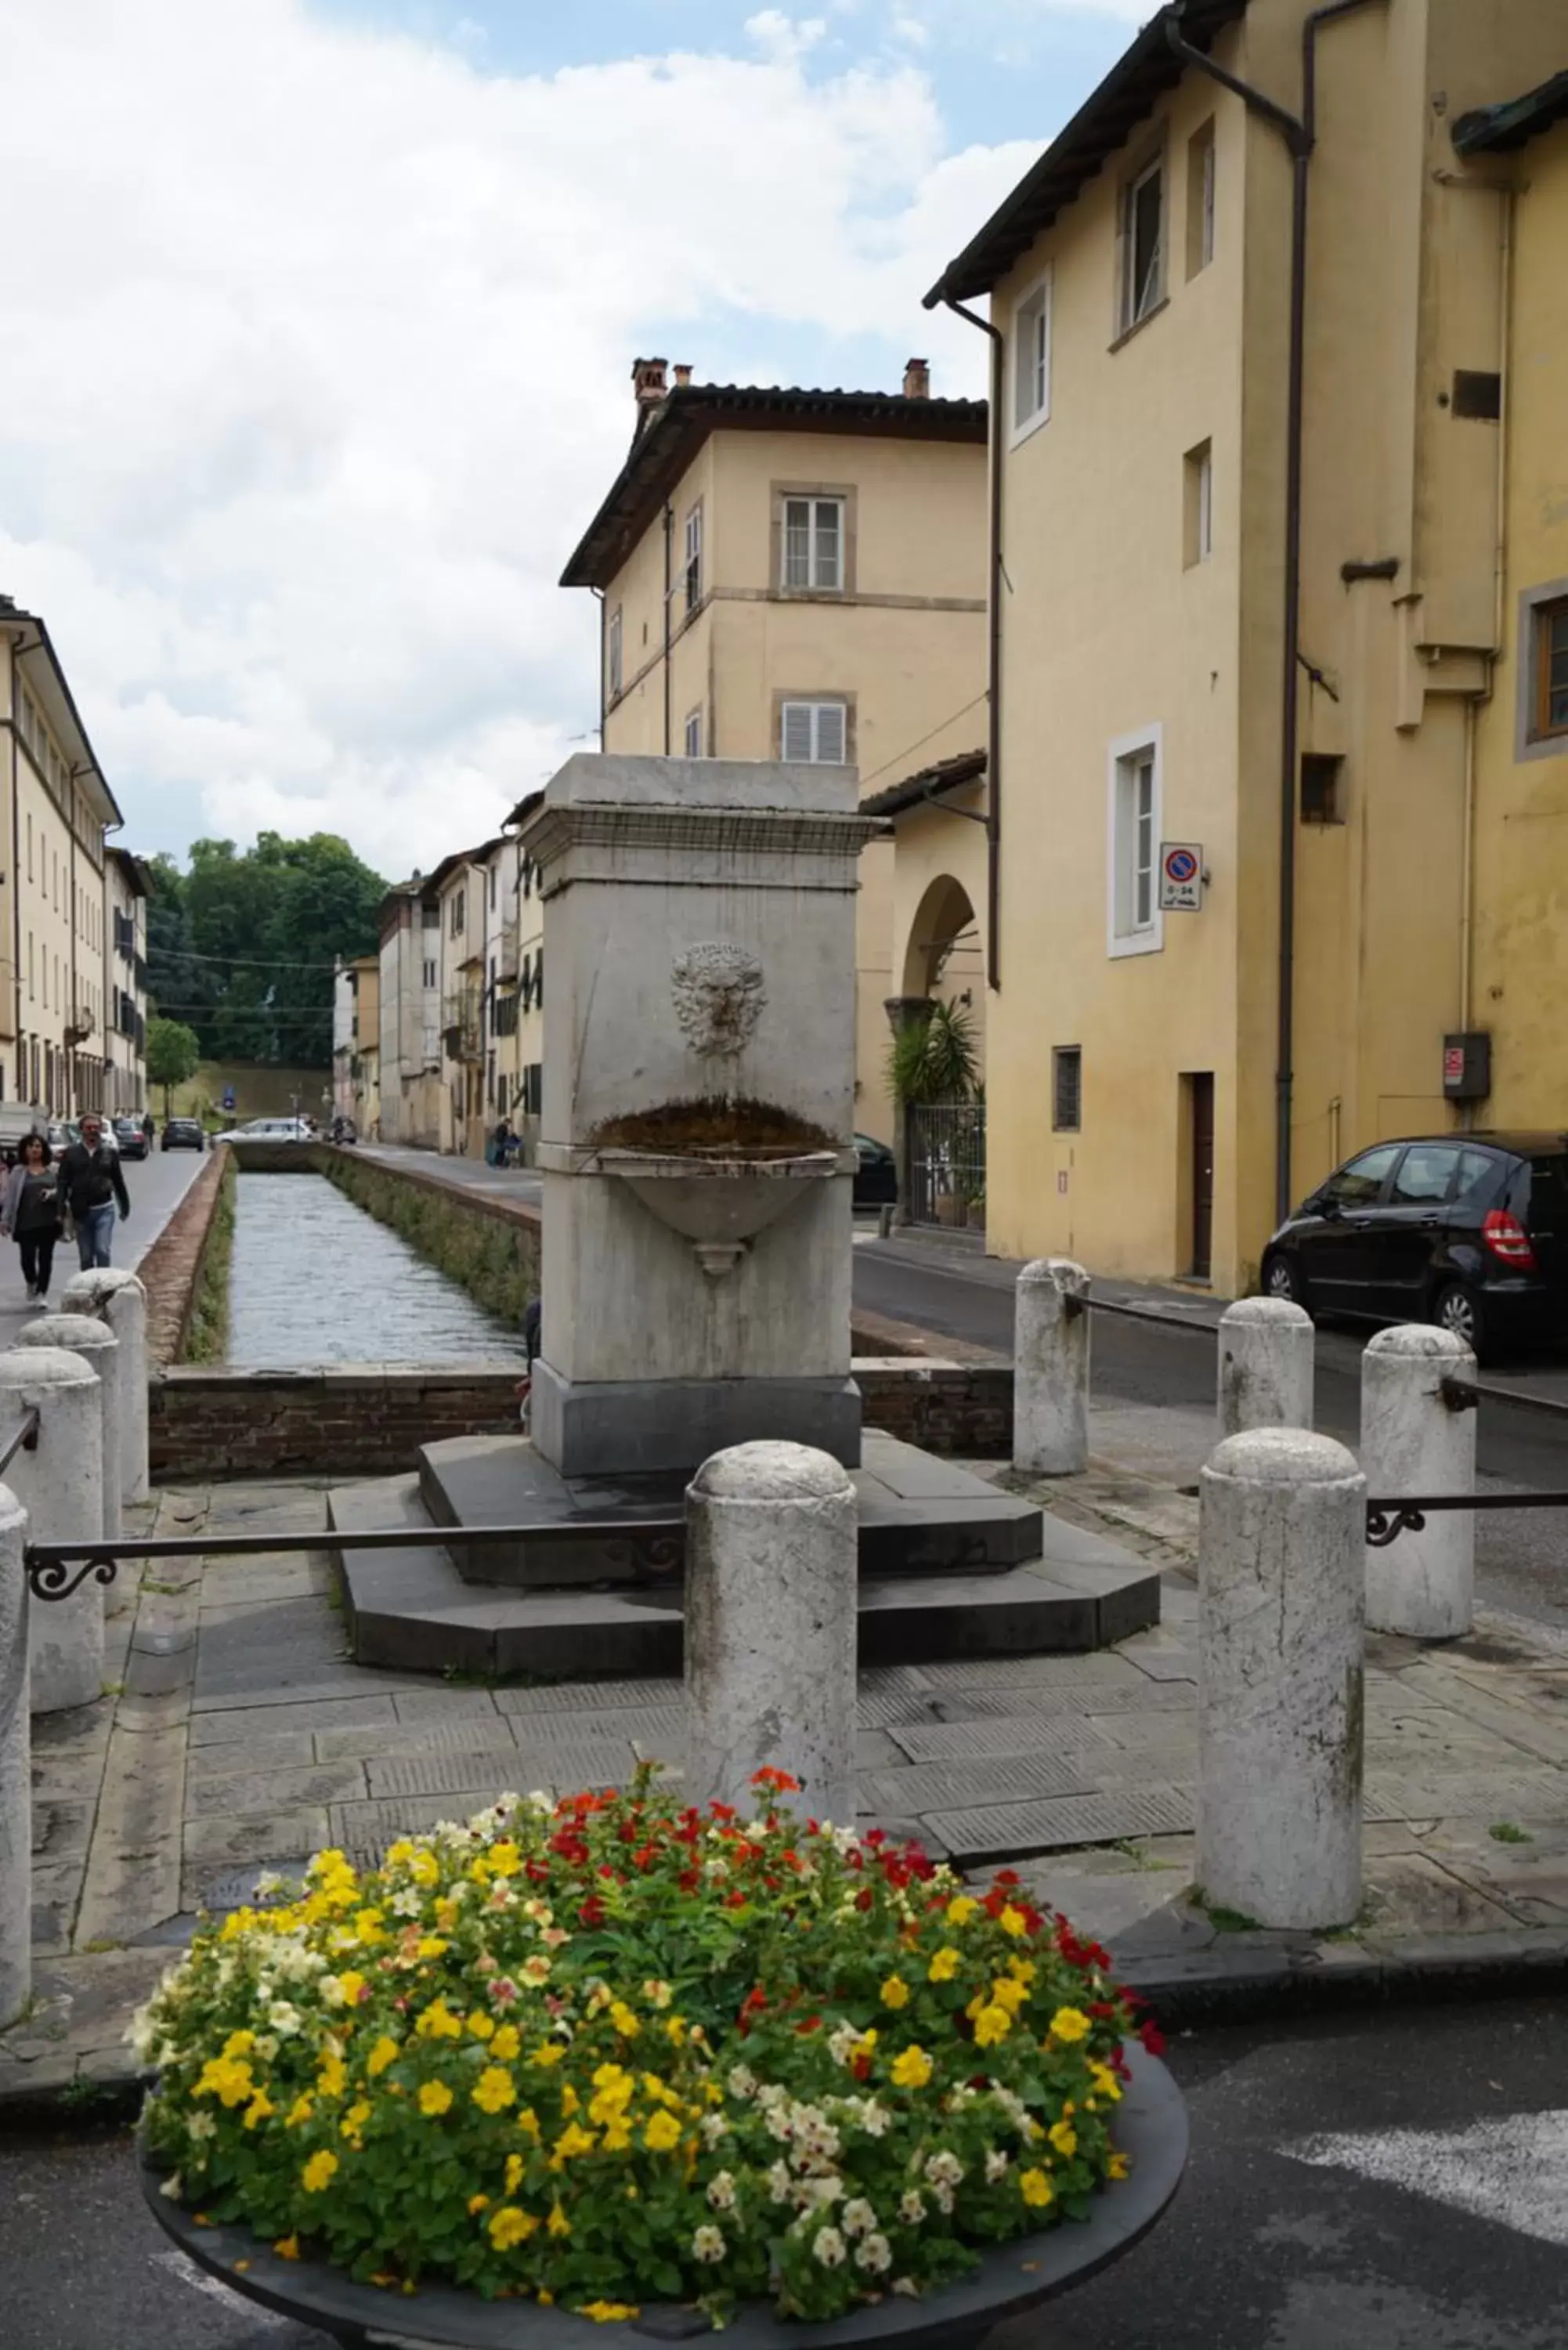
1187, 1072, 1214, 1281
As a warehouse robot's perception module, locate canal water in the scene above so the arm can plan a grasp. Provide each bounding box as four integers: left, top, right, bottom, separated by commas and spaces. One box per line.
225, 1174, 520, 1366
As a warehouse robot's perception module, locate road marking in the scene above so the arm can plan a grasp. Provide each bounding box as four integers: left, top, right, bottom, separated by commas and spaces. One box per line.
1286, 2112, 1568, 2247
154, 2246, 291, 2327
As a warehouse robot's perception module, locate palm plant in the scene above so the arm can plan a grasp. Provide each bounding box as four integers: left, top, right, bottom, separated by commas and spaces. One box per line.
887, 997, 980, 1105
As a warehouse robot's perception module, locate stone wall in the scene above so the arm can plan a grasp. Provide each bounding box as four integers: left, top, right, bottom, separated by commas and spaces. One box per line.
140, 1152, 229, 1367
853, 1360, 1011, 1459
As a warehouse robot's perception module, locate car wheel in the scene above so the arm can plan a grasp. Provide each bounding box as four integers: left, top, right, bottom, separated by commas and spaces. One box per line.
1433, 1281, 1487, 1361
1263, 1253, 1307, 1311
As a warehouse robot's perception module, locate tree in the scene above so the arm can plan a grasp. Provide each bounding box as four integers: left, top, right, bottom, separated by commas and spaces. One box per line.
146, 1017, 202, 1115
886, 998, 981, 1105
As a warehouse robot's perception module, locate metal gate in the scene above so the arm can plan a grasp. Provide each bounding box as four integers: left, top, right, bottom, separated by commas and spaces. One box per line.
907, 1101, 985, 1230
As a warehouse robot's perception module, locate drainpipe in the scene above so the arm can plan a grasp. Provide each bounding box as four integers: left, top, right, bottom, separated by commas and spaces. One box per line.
1167, 0, 1386, 1226
1458, 184, 1515, 1067
662, 502, 674, 757
940, 298, 1004, 993
591, 585, 605, 750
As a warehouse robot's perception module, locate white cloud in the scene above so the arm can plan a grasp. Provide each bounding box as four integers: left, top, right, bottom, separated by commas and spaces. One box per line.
0, 0, 1035, 877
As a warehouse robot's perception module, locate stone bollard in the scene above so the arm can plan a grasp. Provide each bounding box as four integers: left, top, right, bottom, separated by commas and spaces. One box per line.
17, 1314, 121, 1542
1216, 1296, 1315, 1439
685, 1441, 857, 1822
1013, 1259, 1091, 1475
0, 1350, 104, 1715
1361, 1325, 1476, 1640
0, 1480, 32, 2025
1198, 1426, 1364, 1930
63, 1270, 149, 1506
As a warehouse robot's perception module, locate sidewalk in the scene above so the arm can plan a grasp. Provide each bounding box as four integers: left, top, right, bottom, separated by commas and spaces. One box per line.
9, 1438, 1568, 2110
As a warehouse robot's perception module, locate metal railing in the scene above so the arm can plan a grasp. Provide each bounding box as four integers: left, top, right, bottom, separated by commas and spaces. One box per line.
907, 1101, 985, 1230
0, 1410, 38, 1480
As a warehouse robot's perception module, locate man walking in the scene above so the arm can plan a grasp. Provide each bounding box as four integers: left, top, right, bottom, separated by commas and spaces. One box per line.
59, 1114, 130, 1270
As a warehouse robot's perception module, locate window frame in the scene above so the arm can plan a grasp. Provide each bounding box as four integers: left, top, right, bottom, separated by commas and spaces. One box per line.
779, 697, 851, 765
1183, 439, 1213, 568
1010, 269, 1053, 446
1106, 725, 1164, 960
1187, 120, 1216, 278
780, 494, 846, 592
1119, 151, 1166, 335
684, 707, 703, 759
1534, 596, 1568, 743
683, 501, 703, 614
606, 603, 623, 701
1051, 1046, 1082, 1133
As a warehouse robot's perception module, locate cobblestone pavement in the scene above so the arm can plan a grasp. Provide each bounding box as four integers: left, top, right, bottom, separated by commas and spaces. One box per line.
9, 1464, 1568, 2103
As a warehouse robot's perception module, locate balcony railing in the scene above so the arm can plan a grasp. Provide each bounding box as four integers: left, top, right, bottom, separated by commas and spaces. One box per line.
64, 1000, 95, 1047
441, 992, 482, 1061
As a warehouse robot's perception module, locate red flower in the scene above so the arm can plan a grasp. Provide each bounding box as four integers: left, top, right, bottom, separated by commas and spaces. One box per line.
578, 1895, 606, 1929
725, 1889, 748, 1909
751, 1766, 801, 1794
795, 2015, 822, 2036
1137, 2019, 1168, 2058
854, 1888, 874, 1912
741, 1988, 768, 2016
677, 1867, 700, 1893
864, 1828, 887, 1848
851, 2053, 873, 2082
993, 1869, 1021, 1888
525, 1859, 551, 1885
710, 1802, 738, 1824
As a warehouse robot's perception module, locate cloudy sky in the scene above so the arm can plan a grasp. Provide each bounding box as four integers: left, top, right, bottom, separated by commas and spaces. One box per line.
1, 0, 1142, 881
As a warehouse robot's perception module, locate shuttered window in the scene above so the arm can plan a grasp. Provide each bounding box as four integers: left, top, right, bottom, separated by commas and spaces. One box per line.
780, 700, 847, 764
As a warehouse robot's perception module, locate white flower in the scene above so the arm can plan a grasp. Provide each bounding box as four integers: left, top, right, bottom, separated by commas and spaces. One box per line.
827, 2023, 860, 2067
855, 2099, 891, 2138
727, 2065, 757, 2101
985, 2150, 1010, 2183
319, 1977, 347, 2008
812, 2227, 847, 2269
840, 2199, 876, 2239
856, 2234, 893, 2275
186, 2112, 216, 2143
924, 2151, 964, 2189
766, 2160, 793, 2205
933, 2186, 955, 2215
252, 2035, 279, 2063
892, 2277, 920, 2299
757, 2082, 788, 2111
898, 2191, 926, 2225
159, 2173, 183, 2201
794, 2175, 844, 2212
706, 2171, 737, 2211
254, 1871, 284, 1899
699, 2114, 731, 2147
692, 2225, 726, 2265
391, 1889, 423, 1918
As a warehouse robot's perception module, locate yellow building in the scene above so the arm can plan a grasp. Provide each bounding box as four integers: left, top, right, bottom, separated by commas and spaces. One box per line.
561, 360, 988, 1142
434, 845, 493, 1159
485, 797, 545, 1161
333, 954, 380, 1135
104, 847, 149, 1118
0, 597, 121, 1118
924, 0, 1568, 1296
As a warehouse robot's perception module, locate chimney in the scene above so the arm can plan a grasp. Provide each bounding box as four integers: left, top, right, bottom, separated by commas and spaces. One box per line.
631, 356, 668, 411
902, 356, 931, 400
672, 363, 693, 389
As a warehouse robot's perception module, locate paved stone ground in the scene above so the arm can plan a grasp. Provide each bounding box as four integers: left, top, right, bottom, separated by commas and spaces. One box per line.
9, 1460, 1568, 2103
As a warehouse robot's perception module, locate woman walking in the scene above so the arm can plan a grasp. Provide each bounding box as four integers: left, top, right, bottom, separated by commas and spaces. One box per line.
1, 1133, 62, 1303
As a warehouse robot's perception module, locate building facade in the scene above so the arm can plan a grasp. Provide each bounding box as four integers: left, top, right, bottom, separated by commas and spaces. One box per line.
435, 847, 493, 1159
377, 878, 444, 1148
926, 0, 1568, 1296
103, 847, 148, 1117
333, 954, 381, 1133
562, 363, 988, 1143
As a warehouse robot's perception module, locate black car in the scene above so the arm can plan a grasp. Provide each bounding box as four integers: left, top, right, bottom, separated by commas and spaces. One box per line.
853, 1131, 898, 1209
113, 1117, 148, 1160
1261, 1133, 1568, 1361
162, 1117, 206, 1152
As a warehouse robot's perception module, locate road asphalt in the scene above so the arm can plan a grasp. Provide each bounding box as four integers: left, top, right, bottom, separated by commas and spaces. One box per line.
0, 1141, 206, 1347
2, 1999, 1563, 2349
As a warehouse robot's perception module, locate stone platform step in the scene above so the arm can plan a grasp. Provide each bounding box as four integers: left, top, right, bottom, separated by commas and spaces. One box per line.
417, 1429, 1046, 1588
327, 1475, 1160, 1679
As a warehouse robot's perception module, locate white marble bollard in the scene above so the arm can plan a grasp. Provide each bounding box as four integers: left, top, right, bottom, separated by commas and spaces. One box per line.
1361, 1325, 1476, 1640
0, 1350, 104, 1715
1013, 1258, 1090, 1476
685, 1441, 857, 1822
1198, 1426, 1364, 1930
17, 1314, 121, 1542
1217, 1296, 1315, 1439
63, 1270, 149, 1506
0, 1481, 32, 2025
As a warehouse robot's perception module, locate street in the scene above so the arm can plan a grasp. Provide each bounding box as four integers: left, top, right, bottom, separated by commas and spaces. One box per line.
2, 1999, 1564, 2349
0, 1142, 207, 1348
853, 1235, 1568, 1638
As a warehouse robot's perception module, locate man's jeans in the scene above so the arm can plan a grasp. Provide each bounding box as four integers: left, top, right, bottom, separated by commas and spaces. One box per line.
76, 1203, 117, 1270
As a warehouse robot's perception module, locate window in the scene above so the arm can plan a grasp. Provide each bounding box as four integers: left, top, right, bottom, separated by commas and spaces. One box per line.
1107, 728, 1162, 956
782, 496, 844, 591
1052, 1047, 1082, 1132
522, 852, 534, 901
1300, 753, 1344, 824
1187, 121, 1216, 277
780, 700, 847, 764
1011, 273, 1051, 440
1389, 1144, 1461, 1206
450, 888, 465, 936
684, 708, 703, 758
1454, 1147, 1504, 1206
1121, 156, 1164, 331
684, 502, 703, 613
607, 604, 623, 700
422, 958, 437, 989
1534, 598, 1568, 741
489, 867, 497, 909
25, 815, 31, 883
1321, 1144, 1401, 1210
27, 935, 34, 1002
1183, 439, 1212, 566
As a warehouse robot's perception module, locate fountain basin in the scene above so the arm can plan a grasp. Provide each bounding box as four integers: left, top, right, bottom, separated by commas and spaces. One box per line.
538, 1143, 854, 1264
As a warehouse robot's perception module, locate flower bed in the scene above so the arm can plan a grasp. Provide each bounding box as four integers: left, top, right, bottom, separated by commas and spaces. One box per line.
135, 1768, 1165, 2328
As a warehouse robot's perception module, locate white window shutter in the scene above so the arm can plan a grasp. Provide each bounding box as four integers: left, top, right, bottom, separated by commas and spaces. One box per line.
817, 703, 847, 765
782, 703, 813, 761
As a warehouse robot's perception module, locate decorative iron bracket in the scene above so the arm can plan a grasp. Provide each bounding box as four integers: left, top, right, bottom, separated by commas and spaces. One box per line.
1364, 1506, 1427, 1549
29, 1554, 118, 1603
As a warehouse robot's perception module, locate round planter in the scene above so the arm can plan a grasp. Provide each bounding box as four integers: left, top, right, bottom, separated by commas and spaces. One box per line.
139, 2044, 1185, 2350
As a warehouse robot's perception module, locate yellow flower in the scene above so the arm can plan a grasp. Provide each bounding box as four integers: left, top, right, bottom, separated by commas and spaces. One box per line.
468, 1854, 493, 1886
489, 2205, 539, 2251
416, 2001, 463, 2042
468, 2193, 491, 2215
643, 2110, 681, 2152
529, 2043, 565, 2069
335, 1969, 367, 2006
552, 2121, 598, 2164
1006, 1957, 1038, 1986
609, 2001, 641, 2039
467, 2009, 496, 2042
317, 2054, 348, 2099
301, 2151, 339, 2194
222, 2030, 256, 2059
1107, 2152, 1130, 2182
580, 2302, 641, 2323
415, 1935, 448, 1960
998, 1904, 1028, 1940
664, 2016, 687, 2046
989, 1976, 1028, 2016
367, 2036, 399, 2079
1089, 2063, 1122, 2103
560, 2084, 581, 2118
273, 2236, 301, 2261
880, 1976, 911, 2008
490, 1841, 522, 1878
945, 1896, 980, 1927
641, 1979, 672, 2009
354, 1907, 385, 1943
890, 2045, 934, 2090
409, 1850, 440, 1887
284, 2095, 315, 2129
341, 2099, 371, 2139
518, 2107, 542, 2142
927, 1947, 961, 1983
1049, 2120, 1078, 2159
242, 2092, 275, 2131
602, 2120, 632, 2153
1049, 2006, 1091, 2044
547, 2203, 572, 2239
491, 2024, 521, 2063
417, 2080, 454, 2117
1019, 2167, 1054, 2209
973, 2004, 1013, 2049
505, 2153, 526, 2194
472, 2066, 517, 2116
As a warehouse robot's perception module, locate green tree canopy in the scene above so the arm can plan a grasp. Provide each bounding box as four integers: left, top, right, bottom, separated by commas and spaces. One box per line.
146, 1015, 202, 1110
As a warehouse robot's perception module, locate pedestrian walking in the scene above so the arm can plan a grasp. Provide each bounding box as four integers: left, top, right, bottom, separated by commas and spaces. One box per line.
58, 1113, 130, 1270
0, 1133, 62, 1303
141, 1109, 154, 1147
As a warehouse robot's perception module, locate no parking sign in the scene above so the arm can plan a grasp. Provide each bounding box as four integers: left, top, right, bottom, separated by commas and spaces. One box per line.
1158, 842, 1204, 912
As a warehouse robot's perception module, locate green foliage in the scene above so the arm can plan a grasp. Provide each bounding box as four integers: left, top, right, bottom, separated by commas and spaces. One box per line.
320, 1154, 537, 1329
146, 833, 389, 1070
181, 1157, 237, 1364
887, 999, 980, 1107
146, 1016, 203, 1111
1489, 1820, 1534, 1845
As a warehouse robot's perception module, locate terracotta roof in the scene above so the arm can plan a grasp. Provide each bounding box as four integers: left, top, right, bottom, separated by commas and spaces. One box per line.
561, 384, 986, 590
860, 748, 986, 819
923, 1, 1248, 308
1453, 69, 1568, 155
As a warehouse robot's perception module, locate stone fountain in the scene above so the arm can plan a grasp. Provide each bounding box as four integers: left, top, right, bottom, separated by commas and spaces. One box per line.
328, 754, 1158, 1676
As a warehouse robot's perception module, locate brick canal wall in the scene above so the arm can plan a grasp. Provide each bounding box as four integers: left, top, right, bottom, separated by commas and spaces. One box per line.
140, 1151, 229, 1367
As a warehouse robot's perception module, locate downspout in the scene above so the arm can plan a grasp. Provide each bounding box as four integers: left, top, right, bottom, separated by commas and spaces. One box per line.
591, 585, 605, 750
940, 297, 1005, 992
6, 640, 19, 1102
1167, 0, 1386, 1226
662, 502, 674, 757
1458, 184, 1515, 1059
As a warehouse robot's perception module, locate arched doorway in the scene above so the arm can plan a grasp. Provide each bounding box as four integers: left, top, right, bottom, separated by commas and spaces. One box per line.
894, 873, 985, 1227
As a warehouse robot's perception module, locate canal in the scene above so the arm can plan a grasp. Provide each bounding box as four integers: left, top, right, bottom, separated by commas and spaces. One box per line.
225, 1173, 520, 1366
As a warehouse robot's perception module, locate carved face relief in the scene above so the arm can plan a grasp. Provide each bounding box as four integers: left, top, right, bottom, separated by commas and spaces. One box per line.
670, 942, 766, 1059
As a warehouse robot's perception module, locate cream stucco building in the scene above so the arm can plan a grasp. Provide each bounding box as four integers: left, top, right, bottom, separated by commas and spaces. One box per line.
926, 0, 1568, 1296
103, 846, 148, 1118
561, 362, 989, 1143
378, 877, 444, 1148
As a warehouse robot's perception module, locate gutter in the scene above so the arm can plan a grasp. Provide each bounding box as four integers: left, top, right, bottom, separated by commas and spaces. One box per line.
938, 299, 1005, 994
